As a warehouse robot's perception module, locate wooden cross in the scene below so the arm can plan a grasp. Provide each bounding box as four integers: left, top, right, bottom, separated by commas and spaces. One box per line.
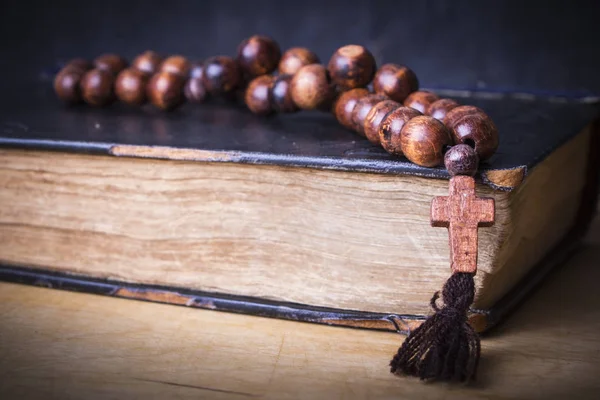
431, 176, 495, 273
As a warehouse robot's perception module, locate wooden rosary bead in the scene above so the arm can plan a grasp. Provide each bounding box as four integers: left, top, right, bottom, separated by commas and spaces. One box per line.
333, 88, 370, 130
115, 68, 148, 106
372, 63, 419, 102
379, 106, 422, 155
271, 74, 298, 113
444, 144, 479, 177
237, 35, 281, 77
403, 91, 440, 114
351, 94, 387, 135
80, 68, 115, 107
443, 106, 499, 161
201, 56, 242, 96
328, 45, 376, 90
278, 47, 320, 75
147, 71, 184, 111
94, 54, 128, 76
442, 105, 484, 127
426, 98, 459, 121
54, 66, 85, 104
184, 77, 207, 103
245, 75, 275, 115
290, 64, 334, 110
363, 100, 401, 145
189, 62, 204, 79
132, 51, 163, 76
400, 115, 452, 167
160, 55, 190, 77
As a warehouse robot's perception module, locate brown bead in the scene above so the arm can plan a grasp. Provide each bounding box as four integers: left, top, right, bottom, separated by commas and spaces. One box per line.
132, 51, 163, 76
400, 116, 452, 167
189, 62, 204, 79
328, 45, 376, 90
442, 105, 485, 127
443, 106, 499, 161
403, 91, 440, 113
245, 75, 275, 115
333, 88, 370, 130
201, 56, 242, 95
184, 77, 207, 103
94, 54, 128, 75
379, 106, 422, 155
279, 47, 320, 75
237, 35, 281, 77
115, 68, 148, 106
444, 144, 479, 176
64, 58, 92, 72
351, 94, 387, 135
271, 74, 298, 113
290, 64, 334, 110
363, 100, 401, 145
54, 67, 84, 104
80, 68, 115, 107
147, 72, 184, 111
160, 55, 190, 77
427, 98, 459, 121
372, 63, 419, 102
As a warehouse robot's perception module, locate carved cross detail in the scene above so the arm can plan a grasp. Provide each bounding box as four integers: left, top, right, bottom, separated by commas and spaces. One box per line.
431, 176, 495, 273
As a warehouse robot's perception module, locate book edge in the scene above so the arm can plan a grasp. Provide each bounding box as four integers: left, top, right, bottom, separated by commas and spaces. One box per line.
482, 117, 600, 332
0, 137, 527, 191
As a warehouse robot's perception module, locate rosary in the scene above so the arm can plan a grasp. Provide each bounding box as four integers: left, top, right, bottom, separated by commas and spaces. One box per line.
54, 35, 498, 383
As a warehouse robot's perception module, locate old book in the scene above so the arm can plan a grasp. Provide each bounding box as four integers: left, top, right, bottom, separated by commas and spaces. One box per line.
0, 87, 598, 333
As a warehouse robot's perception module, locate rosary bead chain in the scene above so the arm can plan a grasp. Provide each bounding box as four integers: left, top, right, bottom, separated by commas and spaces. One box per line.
245, 75, 275, 115
373, 63, 419, 103
184, 77, 207, 104
201, 56, 243, 95
237, 35, 281, 78
94, 54, 128, 76
426, 98, 459, 121
115, 68, 148, 106
160, 55, 191, 78
147, 71, 184, 111
327, 45, 376, 90
363, 100, 401, 145
131, 51, 163, 76
378, 106, 422, 156
54, 66, 87, 104
400, 116, 453, 167
81, 68, 115, 107
54, 35, 499, 171
279, 47, 320, 75
290, 64, 334, 110
333, 88, 370, 130
270, 74, 298, 113
351, 94, 387, 135
443, 106, 498, 160
403, 90, 440, 114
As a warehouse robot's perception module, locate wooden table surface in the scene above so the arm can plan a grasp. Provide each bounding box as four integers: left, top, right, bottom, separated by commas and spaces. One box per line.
1, 220, 600, 400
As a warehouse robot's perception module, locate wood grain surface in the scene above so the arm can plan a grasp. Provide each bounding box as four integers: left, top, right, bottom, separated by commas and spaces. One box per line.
1, 210, 599, 400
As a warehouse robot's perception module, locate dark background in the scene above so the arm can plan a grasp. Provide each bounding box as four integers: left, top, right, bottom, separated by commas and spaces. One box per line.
1, 0, 599, 96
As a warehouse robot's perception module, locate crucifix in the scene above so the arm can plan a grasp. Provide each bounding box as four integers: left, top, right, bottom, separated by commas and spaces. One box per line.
431, 175, 495, 273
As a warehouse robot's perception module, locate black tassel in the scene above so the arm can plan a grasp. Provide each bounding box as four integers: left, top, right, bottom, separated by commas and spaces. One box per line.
390, 272, 480, 382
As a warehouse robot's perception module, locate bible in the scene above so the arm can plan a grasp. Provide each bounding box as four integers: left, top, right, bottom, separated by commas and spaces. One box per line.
0, 86, 598, 333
